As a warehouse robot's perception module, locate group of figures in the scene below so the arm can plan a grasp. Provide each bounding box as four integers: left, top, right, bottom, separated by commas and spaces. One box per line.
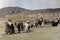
5, 19, 15, 35
5, 18, 60, 35
5, 19, 32, 35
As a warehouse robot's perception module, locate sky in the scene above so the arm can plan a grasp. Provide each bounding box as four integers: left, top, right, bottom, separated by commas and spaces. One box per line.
0, 0, 60, 10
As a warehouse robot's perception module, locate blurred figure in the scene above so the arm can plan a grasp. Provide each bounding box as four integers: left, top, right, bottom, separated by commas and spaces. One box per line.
51, 19, 59, 27
23, 21, 30, 33
5, 19, 15, 35
17, 22, 23, 33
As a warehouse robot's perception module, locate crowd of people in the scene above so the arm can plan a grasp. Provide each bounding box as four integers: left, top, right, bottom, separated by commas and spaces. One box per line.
5, 18, 60, 35
5, 19, 32, 35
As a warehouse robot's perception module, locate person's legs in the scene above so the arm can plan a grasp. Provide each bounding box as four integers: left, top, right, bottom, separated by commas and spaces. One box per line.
18, 27, 20, 33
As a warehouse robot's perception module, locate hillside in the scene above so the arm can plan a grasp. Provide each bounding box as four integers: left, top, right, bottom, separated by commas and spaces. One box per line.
0, 7, 60, 18
0, 7, 32, 18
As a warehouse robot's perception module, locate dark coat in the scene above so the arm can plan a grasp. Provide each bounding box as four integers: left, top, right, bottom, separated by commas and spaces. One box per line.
17, 22, 24, 33
5, 22, 15, 35
52, 21, 58, 26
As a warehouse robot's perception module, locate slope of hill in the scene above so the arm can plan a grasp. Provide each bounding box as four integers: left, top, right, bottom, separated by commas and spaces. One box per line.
0, 7, 60, 18
0, 7, 32, 18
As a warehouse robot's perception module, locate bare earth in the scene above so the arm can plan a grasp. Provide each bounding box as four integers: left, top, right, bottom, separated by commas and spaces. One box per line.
0, 25, 60, 40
